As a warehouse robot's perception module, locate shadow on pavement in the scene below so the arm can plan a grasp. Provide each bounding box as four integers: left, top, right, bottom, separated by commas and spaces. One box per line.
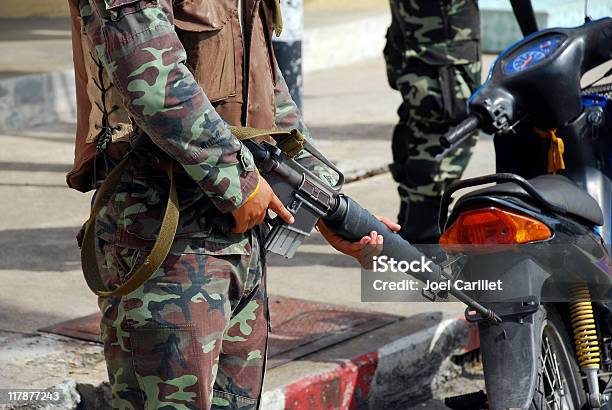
0, 182, 69, 188
0, 300, 82, 335
310, 122, 394, 141
11, 133, 75, 144
0, 226, 81, 272
268, 251, 356, 268
0, 18, 71, 41
0, 161, 72, 173
0, 224, 357, 272
0, 226, 350, 272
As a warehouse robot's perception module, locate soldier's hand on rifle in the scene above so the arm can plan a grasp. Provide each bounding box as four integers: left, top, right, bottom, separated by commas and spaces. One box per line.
316, 216, 400, 267
231, 174, 295, 233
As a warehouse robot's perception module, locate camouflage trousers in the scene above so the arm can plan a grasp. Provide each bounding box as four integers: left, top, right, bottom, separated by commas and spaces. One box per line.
94, 168, 268, 409
385, 25, 480, 243
384, 1, 481, 242
387, 63, 480, 242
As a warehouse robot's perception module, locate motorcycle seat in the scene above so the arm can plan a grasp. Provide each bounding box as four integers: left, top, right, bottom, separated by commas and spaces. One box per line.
455, 174, 604, 226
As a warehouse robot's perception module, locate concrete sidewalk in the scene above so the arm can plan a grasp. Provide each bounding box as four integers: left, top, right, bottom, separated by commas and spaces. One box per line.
0, 6, 392, 133
0, 11, 388, 78
0, 57, 492, 408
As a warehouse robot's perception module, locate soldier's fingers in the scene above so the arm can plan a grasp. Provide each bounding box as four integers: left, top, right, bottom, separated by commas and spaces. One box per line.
376, 215, 401, 232
359, 236, 372, 245
360, 235, 383, 268
363, 231, 380, 252
363, 234, 383, 260
256, 210, 267, 226
232, 215, 252, 233
347, 237, 371, 254
357, 232, 376, 250
375, 234, 384, 254
232, 223, 246, 233
269, 194, 295, 225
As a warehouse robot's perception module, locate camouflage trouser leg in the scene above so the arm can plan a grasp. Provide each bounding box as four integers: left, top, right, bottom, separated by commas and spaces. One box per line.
392, 63, 480, 243
384, 0, 481, 243
96, 233, 267, 410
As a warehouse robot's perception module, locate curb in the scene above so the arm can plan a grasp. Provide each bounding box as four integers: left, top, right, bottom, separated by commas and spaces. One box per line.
12, 316, 478, 409
260, 317, 478, 409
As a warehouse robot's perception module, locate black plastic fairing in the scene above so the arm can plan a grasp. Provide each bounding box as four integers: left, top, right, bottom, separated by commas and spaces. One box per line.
469, 18, 612, 131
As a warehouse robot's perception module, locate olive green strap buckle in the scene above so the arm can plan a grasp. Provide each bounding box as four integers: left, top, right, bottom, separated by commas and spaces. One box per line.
80, 155, 179, 298
230, 126, 304, 157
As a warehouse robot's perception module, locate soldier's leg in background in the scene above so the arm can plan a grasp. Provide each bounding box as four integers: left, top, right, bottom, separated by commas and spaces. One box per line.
384, 0, 411, 236
383, 0, 404, 94
96, 236, 263, 409
392, 62, 480, 244
385, 0, 481, 245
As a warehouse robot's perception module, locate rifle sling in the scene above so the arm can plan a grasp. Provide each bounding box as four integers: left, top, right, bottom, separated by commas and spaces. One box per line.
81, 126, 296, 297
230, 126, 304, 157
81, 154, 179, 297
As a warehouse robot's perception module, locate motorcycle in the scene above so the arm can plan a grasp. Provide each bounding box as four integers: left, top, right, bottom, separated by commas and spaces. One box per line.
437, 14, 612, 410
237, 5, 612, 408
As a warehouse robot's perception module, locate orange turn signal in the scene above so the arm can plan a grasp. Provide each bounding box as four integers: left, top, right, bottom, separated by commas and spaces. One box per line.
440, 206, 552, 254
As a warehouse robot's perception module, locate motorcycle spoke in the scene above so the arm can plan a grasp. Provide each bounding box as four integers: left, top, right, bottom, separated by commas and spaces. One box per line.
540, 335, 571, 409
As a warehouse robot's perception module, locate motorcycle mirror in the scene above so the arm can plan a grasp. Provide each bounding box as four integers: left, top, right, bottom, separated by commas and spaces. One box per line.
584, 0, 592, 22
510, 0, 538, 37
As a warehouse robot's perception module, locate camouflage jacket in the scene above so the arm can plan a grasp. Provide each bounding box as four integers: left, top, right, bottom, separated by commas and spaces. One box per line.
67, 0, 289, 214
387, 0, 481, 66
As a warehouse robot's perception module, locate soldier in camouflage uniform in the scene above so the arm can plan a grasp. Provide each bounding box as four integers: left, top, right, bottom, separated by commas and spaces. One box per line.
384, 0, 482, 243
67, 0, 396, 408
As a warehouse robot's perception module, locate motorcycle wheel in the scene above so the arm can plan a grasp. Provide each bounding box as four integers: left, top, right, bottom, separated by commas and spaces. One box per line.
531, 305, 587, 410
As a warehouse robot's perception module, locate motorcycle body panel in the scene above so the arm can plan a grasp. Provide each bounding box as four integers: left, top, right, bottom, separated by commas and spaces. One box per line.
442, 18, 612, 408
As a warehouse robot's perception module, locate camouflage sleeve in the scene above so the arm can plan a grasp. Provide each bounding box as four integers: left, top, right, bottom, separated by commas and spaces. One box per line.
85, 0, 258, 213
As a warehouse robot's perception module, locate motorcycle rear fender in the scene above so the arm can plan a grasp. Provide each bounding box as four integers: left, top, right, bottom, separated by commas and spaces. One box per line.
464, 256, 549, 409
479, 309, 544, 410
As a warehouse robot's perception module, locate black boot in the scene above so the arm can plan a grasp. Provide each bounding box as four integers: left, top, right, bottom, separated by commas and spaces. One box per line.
398, 197, 443, 259
389, 123, 412, 184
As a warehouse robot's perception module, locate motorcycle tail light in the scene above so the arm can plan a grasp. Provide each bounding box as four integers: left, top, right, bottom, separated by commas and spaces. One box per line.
439, 206, 552, 254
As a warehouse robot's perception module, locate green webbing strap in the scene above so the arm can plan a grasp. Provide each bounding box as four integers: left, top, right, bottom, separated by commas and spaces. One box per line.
81, 124, 300, 298
230, 126, 305, 157
272, 0, 283, 37
80, 154, 179, 297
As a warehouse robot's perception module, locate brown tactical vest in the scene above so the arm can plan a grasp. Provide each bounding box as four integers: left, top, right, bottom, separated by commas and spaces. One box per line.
67, 0, 278, 192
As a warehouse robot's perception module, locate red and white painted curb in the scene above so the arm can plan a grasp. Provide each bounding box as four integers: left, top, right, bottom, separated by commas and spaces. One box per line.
261, 317, 479, 409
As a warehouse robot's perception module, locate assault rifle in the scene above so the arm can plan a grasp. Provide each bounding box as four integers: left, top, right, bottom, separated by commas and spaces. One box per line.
241, 134, 500, 322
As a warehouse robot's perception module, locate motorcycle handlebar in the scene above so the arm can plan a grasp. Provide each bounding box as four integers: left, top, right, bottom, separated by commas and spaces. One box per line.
439, 114, 480, 149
